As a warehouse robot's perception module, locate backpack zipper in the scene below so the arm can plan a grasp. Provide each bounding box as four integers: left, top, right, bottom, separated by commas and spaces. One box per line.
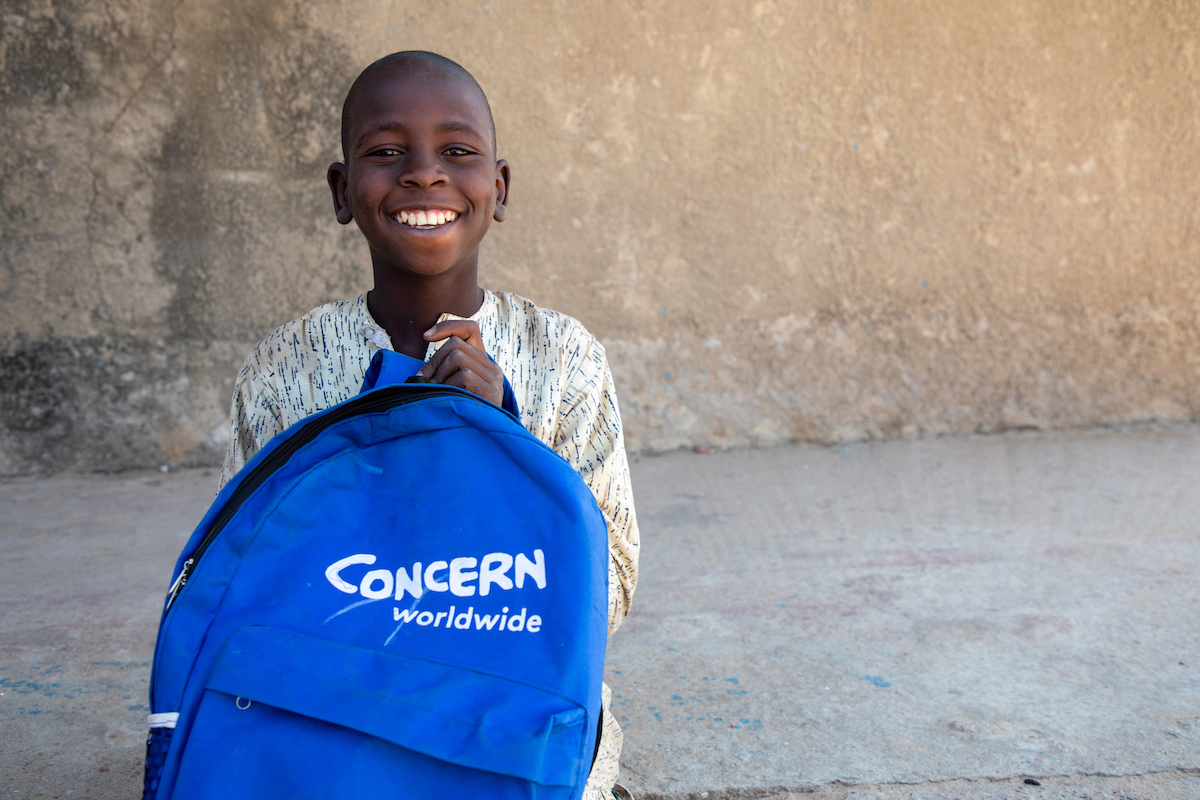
165, 385, 475, 610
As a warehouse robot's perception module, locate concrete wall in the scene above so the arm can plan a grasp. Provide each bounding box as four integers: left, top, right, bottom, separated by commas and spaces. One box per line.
2, 0, 1198, 474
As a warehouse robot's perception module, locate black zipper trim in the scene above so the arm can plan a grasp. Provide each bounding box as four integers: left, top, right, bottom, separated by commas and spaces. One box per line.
165, 384, 478, 609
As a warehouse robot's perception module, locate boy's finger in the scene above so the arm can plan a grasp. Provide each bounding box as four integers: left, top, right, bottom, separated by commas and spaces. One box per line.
416, 335, 491, 378
423, 319, 485, 351
427, 344, 500, 386
441, 366, 503, 405
423, 343, 504, 405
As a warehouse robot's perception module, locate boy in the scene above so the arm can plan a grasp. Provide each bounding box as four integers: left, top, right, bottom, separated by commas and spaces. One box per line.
218, 51, 639, 800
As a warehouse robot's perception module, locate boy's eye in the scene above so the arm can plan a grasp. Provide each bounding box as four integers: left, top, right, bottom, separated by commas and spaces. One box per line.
369, 147, 402, 157
444, 147, 473, 157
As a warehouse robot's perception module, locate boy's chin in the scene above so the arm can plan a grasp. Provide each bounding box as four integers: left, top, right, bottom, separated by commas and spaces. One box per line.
375, 254, 475, 280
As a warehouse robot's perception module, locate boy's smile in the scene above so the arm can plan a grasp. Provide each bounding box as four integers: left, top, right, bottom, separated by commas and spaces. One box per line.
394, 208, 458, 229
328, 65, 508, 282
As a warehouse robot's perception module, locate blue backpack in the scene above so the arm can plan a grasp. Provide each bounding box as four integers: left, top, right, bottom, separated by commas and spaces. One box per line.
144, 350, 609, 799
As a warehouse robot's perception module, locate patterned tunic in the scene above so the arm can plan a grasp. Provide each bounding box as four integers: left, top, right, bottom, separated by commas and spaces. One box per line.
219, 290, 639, 798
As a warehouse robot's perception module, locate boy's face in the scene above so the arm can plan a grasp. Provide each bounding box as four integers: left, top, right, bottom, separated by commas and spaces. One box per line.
328, 68, 508, 280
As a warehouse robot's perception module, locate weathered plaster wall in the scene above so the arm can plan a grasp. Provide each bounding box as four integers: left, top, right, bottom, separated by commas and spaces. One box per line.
2, 0, 1198, 473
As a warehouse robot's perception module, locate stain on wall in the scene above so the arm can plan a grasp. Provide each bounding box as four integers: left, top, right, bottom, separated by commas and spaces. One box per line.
1, 0, 1198, 473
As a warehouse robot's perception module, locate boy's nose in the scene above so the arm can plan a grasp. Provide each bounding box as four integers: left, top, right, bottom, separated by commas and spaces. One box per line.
399, 152, 447, 189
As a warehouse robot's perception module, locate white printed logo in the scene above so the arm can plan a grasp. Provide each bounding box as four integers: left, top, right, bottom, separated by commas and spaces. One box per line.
392, 605, 542, 633
324, 550, 549, 638
324, 550, 546, 600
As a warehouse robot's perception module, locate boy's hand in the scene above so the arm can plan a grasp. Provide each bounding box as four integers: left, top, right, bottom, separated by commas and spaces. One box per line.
418, 320, 505, 406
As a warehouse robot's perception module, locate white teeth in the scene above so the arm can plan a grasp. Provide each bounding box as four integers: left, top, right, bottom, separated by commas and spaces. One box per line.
396, 210, 457, 227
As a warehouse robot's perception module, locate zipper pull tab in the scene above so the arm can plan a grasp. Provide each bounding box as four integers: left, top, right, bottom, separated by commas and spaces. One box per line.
165, 558, 194, 609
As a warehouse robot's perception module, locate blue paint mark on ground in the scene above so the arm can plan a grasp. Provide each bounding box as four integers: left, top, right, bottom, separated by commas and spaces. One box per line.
0, 677, 65, 697
865, 675, 892, 688
656, 677, 764, 730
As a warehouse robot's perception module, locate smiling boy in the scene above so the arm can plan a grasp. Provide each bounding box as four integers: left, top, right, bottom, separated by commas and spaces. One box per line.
218, 52, 639, 799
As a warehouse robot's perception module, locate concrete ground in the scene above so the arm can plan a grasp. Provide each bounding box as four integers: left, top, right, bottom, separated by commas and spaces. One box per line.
1, 425, 1198, 799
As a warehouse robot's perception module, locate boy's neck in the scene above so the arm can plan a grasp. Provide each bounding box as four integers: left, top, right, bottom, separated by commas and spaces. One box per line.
367, 267, 485, 360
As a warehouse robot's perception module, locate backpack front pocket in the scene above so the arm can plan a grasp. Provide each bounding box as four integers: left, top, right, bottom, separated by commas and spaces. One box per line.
170, 624, 594, 799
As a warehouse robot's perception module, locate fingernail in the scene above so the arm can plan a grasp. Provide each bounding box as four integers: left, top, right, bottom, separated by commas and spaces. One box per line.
424, 327, 435, 335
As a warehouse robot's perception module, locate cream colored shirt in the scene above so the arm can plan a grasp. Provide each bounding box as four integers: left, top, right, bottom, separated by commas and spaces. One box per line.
219, 290, 638, 797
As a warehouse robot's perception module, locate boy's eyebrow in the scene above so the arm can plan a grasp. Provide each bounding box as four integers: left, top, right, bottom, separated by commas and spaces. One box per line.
356, 120, 488, 149
433, 121, 487, 138
356, 122, 406, 148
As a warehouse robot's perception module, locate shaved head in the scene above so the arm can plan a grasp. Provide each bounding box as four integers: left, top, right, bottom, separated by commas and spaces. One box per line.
341, 51, 496, 159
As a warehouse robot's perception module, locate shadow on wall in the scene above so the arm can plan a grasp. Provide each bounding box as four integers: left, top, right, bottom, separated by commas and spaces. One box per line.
149, 0, 361, 344
0, 0, 370, 474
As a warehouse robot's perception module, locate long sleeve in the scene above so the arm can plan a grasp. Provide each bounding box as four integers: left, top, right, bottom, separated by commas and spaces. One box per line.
217, 354, 286, 491
216, 296, 376, 492
552, 337, 640, 635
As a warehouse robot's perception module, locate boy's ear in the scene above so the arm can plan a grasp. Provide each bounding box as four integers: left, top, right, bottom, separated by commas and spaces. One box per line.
493, 159, 510, 223
327, 162, 354, 225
